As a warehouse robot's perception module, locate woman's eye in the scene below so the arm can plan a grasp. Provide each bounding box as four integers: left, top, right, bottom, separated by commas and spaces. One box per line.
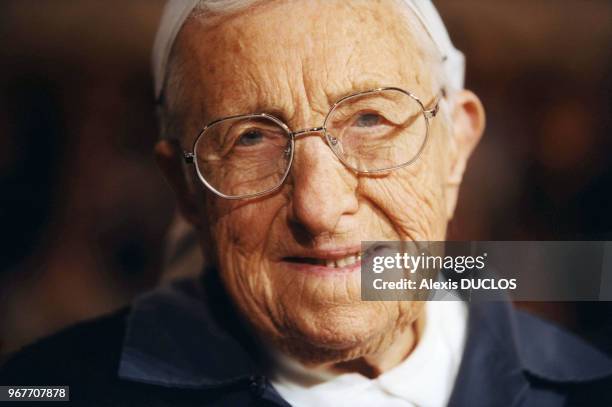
353, 113, 382, 128
236, 130, 263, 146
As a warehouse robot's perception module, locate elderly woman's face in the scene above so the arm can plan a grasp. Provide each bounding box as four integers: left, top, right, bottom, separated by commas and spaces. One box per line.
174, 0, 468, 363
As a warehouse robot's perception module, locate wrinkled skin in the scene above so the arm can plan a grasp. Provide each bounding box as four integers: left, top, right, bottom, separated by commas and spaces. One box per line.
157, 0, 484, 375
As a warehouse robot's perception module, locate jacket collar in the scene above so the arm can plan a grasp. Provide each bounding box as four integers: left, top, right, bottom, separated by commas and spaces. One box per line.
118, 273, 612, 395
119, 272, 261, 388
449, 298, 612, 406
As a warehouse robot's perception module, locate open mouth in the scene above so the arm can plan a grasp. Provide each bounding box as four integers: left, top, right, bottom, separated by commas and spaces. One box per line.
283, 253, 362, 268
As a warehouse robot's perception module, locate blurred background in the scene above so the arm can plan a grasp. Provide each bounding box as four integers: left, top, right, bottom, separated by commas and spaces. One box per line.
1, 0, 611, 361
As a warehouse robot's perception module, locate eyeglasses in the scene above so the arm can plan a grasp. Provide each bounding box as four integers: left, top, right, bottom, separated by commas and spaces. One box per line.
184, 87, 442, 200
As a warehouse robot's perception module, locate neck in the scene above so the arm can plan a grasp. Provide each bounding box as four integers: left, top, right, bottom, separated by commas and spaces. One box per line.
330, 311, 426, 378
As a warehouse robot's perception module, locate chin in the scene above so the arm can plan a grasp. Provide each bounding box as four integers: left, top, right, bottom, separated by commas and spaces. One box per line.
273, 301, 403, 364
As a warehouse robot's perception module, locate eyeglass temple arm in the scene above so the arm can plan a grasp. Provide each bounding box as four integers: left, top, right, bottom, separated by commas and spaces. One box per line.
184, 152, 195, 164
424, 87, 446, 119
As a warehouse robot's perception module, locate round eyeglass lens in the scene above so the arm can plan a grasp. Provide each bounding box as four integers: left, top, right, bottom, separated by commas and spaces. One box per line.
194, 115, 292, 198
325, 89, 428, 172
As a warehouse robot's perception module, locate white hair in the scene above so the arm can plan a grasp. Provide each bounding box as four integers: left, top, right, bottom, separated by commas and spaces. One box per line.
158, 0, 460, 139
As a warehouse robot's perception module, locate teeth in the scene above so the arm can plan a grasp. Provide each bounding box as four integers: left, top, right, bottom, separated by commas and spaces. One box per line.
324, 253, 361, 268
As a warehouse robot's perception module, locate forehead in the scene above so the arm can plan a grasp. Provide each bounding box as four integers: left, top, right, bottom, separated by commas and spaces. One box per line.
176, 0, 436, 124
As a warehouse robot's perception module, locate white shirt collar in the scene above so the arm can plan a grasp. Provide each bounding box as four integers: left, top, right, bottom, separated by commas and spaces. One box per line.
270, 301, 468, 407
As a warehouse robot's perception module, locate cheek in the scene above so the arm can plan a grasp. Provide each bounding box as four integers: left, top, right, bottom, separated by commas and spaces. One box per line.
209, 197, 285, 300
206, 195, 289, 328
210, 195, 286, 253
359, 142, 448, 240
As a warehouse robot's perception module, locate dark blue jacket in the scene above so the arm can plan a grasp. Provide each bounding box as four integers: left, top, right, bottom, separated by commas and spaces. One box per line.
2, 273, 611, 406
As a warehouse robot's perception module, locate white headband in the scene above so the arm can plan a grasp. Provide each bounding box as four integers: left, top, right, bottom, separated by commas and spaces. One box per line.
152, 0, 465, 100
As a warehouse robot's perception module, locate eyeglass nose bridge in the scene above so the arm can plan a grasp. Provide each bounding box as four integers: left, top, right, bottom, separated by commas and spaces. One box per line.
290, 126, 340, 147
291, 126, 325, 138
286, 126, 341, 160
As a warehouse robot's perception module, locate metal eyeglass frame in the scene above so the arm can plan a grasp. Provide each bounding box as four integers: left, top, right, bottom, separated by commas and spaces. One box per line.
183, 86, 443, 200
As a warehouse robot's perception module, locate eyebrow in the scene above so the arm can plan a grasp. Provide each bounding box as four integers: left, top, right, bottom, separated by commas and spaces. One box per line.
325, 79, 400, 106
248, 105, 291, 124
212, 97, 292, 124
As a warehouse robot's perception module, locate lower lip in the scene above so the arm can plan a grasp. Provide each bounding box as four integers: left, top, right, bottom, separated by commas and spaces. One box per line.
280, 260, 362, 276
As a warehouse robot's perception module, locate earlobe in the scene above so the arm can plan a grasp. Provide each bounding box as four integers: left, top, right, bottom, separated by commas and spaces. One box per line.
445, 90, 486, 219
155, 139, 202, 228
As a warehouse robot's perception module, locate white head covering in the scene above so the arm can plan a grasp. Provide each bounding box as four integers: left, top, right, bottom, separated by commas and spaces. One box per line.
152, 0, 464, 101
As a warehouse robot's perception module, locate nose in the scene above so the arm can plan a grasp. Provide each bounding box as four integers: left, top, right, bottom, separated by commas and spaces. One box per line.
287, 131, 359, 237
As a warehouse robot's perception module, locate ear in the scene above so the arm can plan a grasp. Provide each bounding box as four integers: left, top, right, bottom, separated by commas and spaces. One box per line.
445, 90, 485, 220
155, 139, 202, 228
